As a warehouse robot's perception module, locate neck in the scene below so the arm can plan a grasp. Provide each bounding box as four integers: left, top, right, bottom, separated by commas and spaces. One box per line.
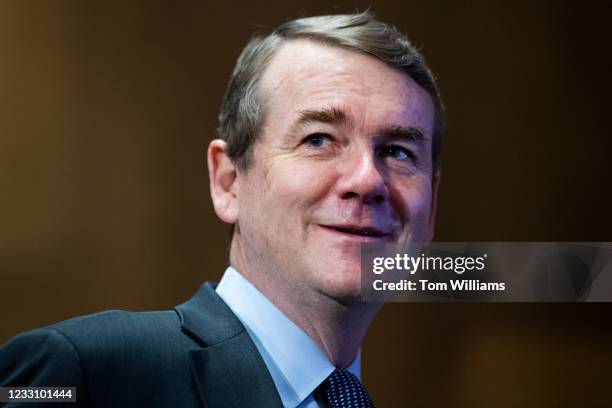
280, 294, 381, 368
230, 238, 382, 368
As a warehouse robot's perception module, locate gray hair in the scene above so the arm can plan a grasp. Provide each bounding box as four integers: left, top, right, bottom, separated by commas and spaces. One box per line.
217, 11, 445, 171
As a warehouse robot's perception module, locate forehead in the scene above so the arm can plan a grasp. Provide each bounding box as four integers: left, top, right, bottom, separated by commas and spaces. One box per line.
259, 39, 434, 135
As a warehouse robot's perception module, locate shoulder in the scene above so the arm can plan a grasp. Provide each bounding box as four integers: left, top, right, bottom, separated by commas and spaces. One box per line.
0, 309, 200, 405
0, 308, 188, 370
50, 309, 187, 351
45, 309, 199, 369
1, 326, 84, 385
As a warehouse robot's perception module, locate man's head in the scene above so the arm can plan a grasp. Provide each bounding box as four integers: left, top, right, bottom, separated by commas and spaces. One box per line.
217, 11, 445, 172
208, 12, 444, 305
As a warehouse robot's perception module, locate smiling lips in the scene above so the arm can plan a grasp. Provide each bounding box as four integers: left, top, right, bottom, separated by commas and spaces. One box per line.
320, 224, 394, 240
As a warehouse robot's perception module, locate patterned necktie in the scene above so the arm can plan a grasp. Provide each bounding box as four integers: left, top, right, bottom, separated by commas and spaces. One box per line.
321, 368, 375, 408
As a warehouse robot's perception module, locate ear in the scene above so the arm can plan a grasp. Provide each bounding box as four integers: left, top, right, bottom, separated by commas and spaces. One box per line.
426, 169, 441, 242
207, 139, 239, 224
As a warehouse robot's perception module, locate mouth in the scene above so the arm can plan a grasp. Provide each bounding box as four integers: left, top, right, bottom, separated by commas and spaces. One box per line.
319, 225, 394, 240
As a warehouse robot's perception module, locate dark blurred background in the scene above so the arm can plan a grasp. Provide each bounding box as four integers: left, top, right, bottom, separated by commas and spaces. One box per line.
1, 1, 611, 406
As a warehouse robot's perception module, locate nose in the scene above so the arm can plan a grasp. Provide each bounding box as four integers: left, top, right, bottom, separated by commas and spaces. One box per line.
336, 149, 388, 204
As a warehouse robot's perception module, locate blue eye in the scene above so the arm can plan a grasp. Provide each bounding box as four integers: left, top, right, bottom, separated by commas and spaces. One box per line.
303, 133, 332, 148
380, 145, 413, 160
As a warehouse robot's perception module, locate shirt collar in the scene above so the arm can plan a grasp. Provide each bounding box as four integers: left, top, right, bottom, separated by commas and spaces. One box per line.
216, 266, 360, 407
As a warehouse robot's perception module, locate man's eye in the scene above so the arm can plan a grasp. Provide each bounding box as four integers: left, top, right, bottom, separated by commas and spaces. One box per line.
379, 145, 414, 160
302, 133, 332, 148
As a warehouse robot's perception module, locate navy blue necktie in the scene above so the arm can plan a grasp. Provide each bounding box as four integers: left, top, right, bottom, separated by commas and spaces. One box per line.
321, 368, 375, 408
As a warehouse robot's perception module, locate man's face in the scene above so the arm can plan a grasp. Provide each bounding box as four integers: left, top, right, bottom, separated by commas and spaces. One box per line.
233, 39, 437, 302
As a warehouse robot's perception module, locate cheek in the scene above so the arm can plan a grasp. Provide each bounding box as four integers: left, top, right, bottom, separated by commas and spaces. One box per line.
266, 159, 337, 213
393, 177, 433, 224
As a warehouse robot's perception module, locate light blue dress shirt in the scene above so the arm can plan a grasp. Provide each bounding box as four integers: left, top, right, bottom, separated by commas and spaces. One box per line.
216, 266, 361, 408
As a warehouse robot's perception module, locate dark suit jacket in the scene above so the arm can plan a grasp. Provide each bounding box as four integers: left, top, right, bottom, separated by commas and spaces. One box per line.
0, 283, 284, 407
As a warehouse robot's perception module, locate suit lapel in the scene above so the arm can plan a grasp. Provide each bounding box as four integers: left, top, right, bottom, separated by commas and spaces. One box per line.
176, 283, 283, 408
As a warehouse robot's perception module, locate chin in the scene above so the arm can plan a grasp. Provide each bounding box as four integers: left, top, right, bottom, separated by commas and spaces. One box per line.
313, 263, 364, 303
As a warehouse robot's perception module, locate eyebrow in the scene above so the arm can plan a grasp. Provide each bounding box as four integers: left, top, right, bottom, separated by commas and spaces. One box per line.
375, 125, 427, 146
294, 106, 353, 128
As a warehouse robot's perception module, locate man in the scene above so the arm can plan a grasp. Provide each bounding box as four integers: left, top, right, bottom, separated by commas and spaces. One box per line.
0, 11, 443, 407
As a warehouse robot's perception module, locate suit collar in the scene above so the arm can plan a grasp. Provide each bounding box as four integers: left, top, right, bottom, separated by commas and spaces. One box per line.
175, 283, 283, 408
176, 282, 244, 346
